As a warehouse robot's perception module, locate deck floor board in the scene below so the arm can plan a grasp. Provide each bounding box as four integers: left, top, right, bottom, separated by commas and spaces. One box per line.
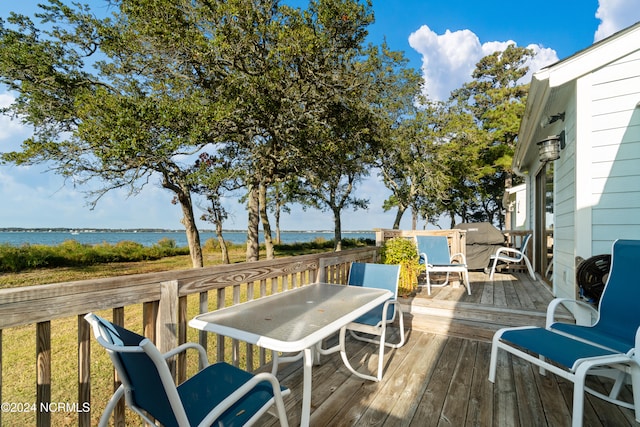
258, 271, 636, 426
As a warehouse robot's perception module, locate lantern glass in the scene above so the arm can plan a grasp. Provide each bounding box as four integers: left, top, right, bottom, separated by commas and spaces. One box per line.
537, 137, 561, 162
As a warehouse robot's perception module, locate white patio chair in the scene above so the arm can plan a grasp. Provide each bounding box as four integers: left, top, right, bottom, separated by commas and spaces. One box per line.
488, 232, 535, 280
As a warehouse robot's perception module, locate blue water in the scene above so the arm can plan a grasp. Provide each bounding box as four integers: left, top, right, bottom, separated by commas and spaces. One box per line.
0, 230, 375, 247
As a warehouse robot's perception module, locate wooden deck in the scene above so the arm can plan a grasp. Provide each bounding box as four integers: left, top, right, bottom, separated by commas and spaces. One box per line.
259, 271, 638, 426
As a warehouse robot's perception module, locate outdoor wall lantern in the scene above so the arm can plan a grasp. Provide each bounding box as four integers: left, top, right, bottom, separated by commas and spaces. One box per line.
537, 130, 565, 162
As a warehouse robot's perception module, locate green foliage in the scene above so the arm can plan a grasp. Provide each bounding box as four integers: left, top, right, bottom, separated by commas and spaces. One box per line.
0, 0, 413, 263
381, 237, 423, 295
0, 237, 375, 273
0, 240, 190, 273
274, 237, 374, 254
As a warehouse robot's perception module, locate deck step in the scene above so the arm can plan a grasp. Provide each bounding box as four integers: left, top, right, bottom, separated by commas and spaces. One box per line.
397, 297, 574, 342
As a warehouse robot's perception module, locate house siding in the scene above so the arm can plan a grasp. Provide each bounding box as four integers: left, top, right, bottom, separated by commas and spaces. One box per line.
553, 89, 577, 299
589, 49, 640, 255
515, 24, 640, 305
551, 50, 640, 299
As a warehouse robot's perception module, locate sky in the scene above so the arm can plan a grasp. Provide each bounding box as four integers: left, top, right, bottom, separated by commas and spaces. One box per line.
1, 0, 639, 232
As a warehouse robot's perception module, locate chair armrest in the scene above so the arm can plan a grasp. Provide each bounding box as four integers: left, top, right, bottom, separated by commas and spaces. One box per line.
198, 371, 287, 427
546, 297, 598, 328
493, 247, 522, 257
163, 342, 209, 368
450, 252, 467, 264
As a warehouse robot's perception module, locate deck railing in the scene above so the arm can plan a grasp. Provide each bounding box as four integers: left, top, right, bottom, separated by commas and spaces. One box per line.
374, 228, 467, 257
0, 246, 380, 426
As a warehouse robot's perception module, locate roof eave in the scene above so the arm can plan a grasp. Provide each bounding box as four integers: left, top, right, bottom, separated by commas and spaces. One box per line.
513, 21, 640, 174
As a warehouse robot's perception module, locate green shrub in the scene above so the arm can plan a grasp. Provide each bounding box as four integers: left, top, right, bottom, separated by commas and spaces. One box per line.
381, 237, 423, 295
0, 239, 189, 272
155, 237, 177, 249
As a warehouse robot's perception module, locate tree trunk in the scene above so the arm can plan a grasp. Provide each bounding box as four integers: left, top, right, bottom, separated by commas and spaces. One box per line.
393, 205, 406, 229
333, 208, 343, 251
258, 182, 274, 259
246, 184, 260, 262
177, 191, 203, 268
412, 207, 418, 230
215, 220, 230, 264
275, 200, 282, 244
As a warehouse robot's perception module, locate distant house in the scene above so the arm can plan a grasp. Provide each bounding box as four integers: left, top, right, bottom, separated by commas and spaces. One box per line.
513, 21, 640, 300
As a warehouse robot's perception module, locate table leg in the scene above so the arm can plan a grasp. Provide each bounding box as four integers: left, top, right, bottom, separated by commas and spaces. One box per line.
301, 347, 313, 427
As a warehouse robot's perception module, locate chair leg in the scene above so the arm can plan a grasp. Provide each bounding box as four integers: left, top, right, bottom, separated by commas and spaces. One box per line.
488, 330, 502, 383
376, 324, 387, 381
631, 364, 640, 423
464, 270, 471, 295
523, 256, 536, 280
396, 308, 405, 348
99, 385, 125, 427
572, 365, 589, 427
489, 256, 499, 280
338, 327, 380, 382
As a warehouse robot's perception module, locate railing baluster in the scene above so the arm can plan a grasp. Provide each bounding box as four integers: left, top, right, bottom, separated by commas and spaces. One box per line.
112, 308, 125, 427
36, 321, 51, 427
198, 291, 208, 370
216, 288, 226, 363
246, 281, 255, 371
259, 279, 267, 367
0, 329, 2, 427
231, 284, 241, 367
142, 301, 158, 344
177, 295, 188, 383
78, 315, 91, 426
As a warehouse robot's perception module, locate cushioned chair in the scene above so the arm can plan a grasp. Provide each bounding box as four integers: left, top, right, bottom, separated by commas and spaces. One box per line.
415, 235, 471, 295
489, 239, 640, 427
488, 233, 535, 280
319, 262, 405, 381
85, 313, 290, 427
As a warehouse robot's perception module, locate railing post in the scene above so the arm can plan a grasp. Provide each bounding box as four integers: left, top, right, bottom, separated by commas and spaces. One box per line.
158, 280, 179, 375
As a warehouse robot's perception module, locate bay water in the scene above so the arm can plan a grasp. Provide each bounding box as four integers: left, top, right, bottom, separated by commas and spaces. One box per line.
0, 229, 375, 247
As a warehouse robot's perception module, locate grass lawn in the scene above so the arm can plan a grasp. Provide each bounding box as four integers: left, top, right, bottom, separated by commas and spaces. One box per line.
0, 242, 338, 425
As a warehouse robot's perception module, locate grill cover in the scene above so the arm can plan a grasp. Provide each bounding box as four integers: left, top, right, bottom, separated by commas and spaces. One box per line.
454, 222, 506, 270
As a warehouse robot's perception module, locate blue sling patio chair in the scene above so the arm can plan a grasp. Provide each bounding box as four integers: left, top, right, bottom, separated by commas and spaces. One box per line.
318, 262, 405, 381
489, 239, 640, 427
85, 313, 290, 427
415, 235, 471, 295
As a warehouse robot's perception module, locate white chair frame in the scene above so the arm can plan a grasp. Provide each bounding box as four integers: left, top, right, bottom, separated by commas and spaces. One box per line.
488, 233, 535, 280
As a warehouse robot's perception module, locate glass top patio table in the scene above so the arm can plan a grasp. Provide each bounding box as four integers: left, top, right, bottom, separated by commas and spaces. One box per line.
189, 282, 392, 353
189, 282, 393, 427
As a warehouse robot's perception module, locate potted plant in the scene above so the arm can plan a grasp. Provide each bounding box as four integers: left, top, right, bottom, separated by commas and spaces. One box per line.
381, 237, 423, 297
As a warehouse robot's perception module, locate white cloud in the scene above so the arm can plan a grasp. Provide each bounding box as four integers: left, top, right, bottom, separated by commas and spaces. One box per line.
523, 44, 560, 80
0, 92, 31, 143
594, 0, 640, 42
408, 25, 482, 101
408, 26, 559, 102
